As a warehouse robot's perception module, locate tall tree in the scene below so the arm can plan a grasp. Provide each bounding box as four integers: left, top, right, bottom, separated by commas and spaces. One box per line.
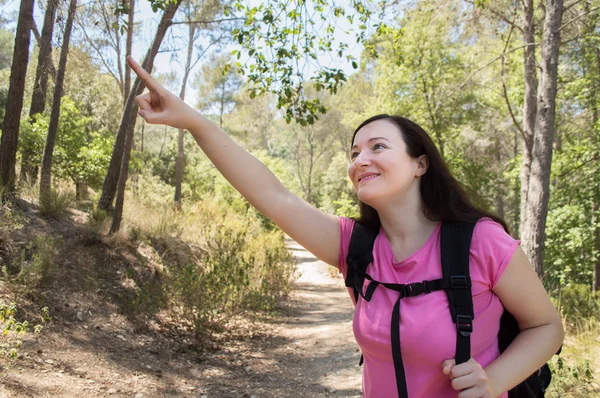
99, 0, 183, 213
108, 0, 183, 232
520, 0, 564, 276
22, 0, 59, 183
194, 53, 241, 129
175, 0, 224, 206
0, 0, 34, 197
39, 0, 79, 199
124, 0, 135, 102
77, 0, 135, 103
519, 0, 537, 236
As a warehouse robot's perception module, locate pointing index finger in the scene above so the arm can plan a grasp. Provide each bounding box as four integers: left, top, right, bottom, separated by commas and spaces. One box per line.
127, 55, 161, 91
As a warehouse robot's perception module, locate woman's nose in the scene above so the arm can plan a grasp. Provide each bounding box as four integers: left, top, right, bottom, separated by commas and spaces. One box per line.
353, 151, 371, 166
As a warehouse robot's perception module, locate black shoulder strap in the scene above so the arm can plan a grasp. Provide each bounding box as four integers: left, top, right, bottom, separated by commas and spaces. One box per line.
345, 222, 379, 303
441, 220, 476, 365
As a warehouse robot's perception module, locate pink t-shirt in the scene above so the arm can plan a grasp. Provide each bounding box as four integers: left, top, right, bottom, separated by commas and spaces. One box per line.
337, 217, 518, 398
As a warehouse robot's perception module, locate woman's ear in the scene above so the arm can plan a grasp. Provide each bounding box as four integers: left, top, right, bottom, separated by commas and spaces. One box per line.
416, 155, 429, 177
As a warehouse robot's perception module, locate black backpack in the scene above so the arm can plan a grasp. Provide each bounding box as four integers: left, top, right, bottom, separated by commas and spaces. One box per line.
344, 220, 557, 398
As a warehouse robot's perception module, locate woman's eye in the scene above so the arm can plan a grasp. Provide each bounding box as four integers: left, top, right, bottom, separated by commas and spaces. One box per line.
350, 152, 359, 160
373, 143, 386, 150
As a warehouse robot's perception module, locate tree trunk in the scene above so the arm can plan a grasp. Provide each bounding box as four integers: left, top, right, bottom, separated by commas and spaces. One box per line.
520, 0, 564, 278
0, 0, 34, 198
22, 0, 59, 183
494, 136, 504, 220
39, 0, 78, 200
519, 0, 537, 239
29, 0, 58, 118
124, 0, 135, 102
109, 0, 183, 233
592, 26, 600, 293
100, 0, 182, 213
594, 196, 600, 293
175, 22, 195, 206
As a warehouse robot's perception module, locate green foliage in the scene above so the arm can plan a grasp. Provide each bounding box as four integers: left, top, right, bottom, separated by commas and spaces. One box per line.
557, 284, 600, 327
0, 302, 46, 363
39, 188, 73, 220
194, 53, 242, 120
18, 113, 49, 178
19, 97, 113, 190
546, 317, 600, 397
0, 204, 24, 276
226, 0, 383, 125
122, 181, 295, 337
549, 357, 596, 397
53, 97, 112, 188
17, 235, 62, 287
319, 152, 359, 217
0, 27, 13, 70
169, 209, 295, 335
545, 204, 597, 290
0, 69, 9, 126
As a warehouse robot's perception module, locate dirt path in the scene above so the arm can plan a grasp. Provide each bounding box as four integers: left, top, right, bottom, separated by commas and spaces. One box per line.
0, 237, 362, 397
267, 237, 362, 397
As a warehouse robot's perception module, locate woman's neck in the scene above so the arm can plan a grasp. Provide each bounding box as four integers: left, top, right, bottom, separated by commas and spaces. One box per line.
376, 201, 439, 263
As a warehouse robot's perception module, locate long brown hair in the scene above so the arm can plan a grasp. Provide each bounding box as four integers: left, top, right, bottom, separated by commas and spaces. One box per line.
351, 114, 508, 232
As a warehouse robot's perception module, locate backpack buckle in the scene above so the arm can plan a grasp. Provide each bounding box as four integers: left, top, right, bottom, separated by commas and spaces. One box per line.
450, 275, 470, 289
456, 315, 473, 337
401, 282, 425, 298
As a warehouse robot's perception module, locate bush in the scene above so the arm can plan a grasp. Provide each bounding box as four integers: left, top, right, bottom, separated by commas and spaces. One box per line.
548, 356, 596, 397
17, 235, 62, 287
169, 215, 295, 336
0, 302, 46, 363
557, 283, 600, 327
546, 317, 599, 397
120, 177, 296, 338
0, 204, 24, 268
39, 188, 73, 220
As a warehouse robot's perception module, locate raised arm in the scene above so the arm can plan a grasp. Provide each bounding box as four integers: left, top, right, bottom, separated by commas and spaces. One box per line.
127, 56, 341, 266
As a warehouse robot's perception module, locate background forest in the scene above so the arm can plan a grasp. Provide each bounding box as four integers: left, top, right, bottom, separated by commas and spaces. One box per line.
0, 0, 599, 396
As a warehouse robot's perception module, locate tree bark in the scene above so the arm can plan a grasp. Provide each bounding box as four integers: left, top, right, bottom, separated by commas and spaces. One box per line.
0, 0, 34, 198
175, 22, 196, 206
124, 0, 135, 102
39, 0, 78, 199
519, 0, 537, 239
594, 196, 600, 293
593, 24, 600, 293
520, 0, 564, 278
494, 136, 505, 220
29, 0, 58, 119
22, 0, 59, 184
109, 0, 183, 232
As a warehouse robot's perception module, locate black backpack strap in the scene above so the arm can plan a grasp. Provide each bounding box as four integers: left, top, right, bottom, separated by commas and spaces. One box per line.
345, 222, 379, 302
441, 220, 476, 365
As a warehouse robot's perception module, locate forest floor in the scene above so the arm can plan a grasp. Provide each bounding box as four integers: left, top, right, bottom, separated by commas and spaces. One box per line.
0, 205, 362, 398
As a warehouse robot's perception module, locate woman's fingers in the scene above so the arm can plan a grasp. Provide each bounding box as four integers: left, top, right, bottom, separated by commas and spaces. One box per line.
135, 92, 153, 112
451, 373, 476, 391
127, 56, 162, 93
442, 359, 455, 376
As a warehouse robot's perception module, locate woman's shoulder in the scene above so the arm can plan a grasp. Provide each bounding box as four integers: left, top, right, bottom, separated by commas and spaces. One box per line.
473, 217, 510, 236
338, 215, 356, 230
470, 217, 520, 287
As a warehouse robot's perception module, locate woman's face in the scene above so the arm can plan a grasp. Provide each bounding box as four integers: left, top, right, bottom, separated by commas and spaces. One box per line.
348, 119, 425, 207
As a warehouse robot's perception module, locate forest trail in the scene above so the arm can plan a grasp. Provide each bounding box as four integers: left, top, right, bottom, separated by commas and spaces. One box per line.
270, 237, 362, 397
0, 234, 362, 397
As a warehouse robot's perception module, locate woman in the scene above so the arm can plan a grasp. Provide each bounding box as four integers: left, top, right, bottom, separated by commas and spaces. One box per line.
127, 56, 564, 397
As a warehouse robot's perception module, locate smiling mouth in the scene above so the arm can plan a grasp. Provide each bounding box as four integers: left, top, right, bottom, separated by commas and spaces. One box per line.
359, 174, 380, 183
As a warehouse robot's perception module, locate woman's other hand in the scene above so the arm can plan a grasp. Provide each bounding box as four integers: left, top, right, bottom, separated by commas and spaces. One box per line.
442, 358, 501, 398
127, 55, 198, 130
